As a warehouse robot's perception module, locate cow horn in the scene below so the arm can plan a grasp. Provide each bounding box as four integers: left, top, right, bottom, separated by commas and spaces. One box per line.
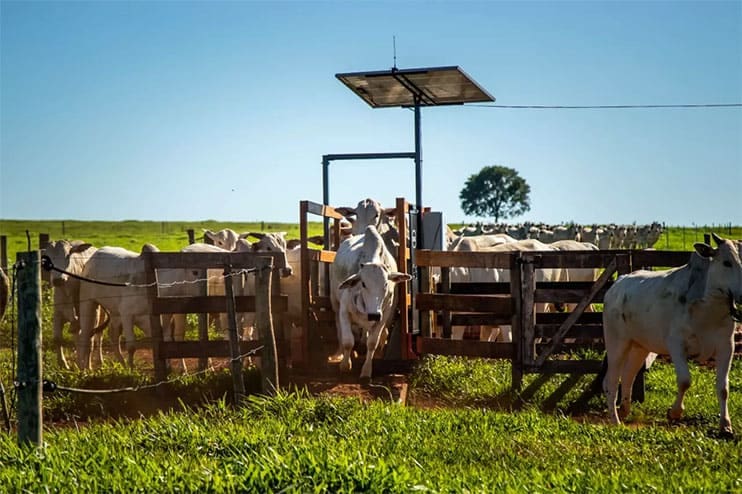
711, 233, 724, 246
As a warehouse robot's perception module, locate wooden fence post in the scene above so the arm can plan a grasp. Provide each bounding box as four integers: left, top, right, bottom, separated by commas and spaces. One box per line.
224, 261, 246, 406
0, 236, 7, 272
256, 257, 279, 395
16, 251, 42, 446
38, 234, 50, 284
187, 229, 195, 245
510, 251, 523, 395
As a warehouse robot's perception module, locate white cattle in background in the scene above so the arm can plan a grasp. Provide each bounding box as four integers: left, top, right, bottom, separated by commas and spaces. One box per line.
603, 234, 742, 435
330, 225, 411, 381
548, 240, 600, 312
203, 228, 245, 251
0, 267, 10, 322
445, 238, 562, 343
77, 244, 160, 369
336, 198, 401, 254
44, 240, 107, 368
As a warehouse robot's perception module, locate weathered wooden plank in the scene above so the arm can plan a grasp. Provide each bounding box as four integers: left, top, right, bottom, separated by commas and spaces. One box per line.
304, 200, 345, 219
536, 312, 603, 324
536, 324, 604, 339
534, 287, 610, 303
152, 295, 288, 314
416, 293, 513, 313
526, 251, 633, 269
416, 337, 513, 359
416, 250, 513, 269
534, 258, 617, 367
521, 259, 536, 365
444, 314, 514, 326
148, 252, 286, 270
308, 250, 336, 263
159, 340, 263, 359
439, 282, 512, 295
632, 250, 691, 268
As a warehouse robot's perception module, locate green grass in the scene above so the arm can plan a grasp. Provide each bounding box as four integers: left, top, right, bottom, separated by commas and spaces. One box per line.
0, 220, 741, 491
0, 219, 326, 265
0, 365, 740, 492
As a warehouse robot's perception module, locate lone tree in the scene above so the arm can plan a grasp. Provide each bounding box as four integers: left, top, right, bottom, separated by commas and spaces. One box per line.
459, 165, 531, 223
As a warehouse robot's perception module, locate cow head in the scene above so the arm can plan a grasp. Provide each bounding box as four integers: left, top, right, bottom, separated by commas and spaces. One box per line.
336, 198, 397, 236
694, 233, 742, 320
45, 240, 93, 287
338, 262, 411, 322
246, 232, 293, 277
203, 228, 240, 250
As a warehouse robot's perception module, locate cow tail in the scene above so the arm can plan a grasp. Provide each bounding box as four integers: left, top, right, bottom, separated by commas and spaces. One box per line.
93, 307, 110, 335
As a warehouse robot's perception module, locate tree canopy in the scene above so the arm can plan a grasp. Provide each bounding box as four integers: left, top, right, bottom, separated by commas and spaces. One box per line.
459, 165, 531, 223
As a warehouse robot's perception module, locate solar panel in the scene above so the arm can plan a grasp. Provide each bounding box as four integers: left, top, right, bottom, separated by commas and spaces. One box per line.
336, 66, 495, 108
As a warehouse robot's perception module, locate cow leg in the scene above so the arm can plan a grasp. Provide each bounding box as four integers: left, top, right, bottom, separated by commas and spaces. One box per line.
120, 315, 137, 368
714, 341, 734, 435
360, 325, 384, 381
603, 338, 630, 425
337, 311, 354, 373
108, 317, 125, 364
52, 310, 69, 370
668, 342, 690, 422
618, 344, 649, 420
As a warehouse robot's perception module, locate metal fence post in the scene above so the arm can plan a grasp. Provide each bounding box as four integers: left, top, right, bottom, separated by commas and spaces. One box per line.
16, 251, 42, 446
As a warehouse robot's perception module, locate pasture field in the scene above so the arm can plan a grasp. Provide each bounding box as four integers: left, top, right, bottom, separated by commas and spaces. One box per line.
0, 358, 740, 492
0, 219, 740, 266
0, 220, 740, 491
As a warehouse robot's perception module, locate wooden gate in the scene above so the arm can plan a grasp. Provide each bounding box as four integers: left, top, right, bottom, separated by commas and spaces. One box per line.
143, 251, 288, 381
414, 248, 694, 398
296, 198, 413, 370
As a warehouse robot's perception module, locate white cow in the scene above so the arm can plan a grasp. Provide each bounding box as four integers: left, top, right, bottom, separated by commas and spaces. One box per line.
203, 228, 243, 250
445, 238, 562, 343
45, 240, 107, 368
602, 234, 742, 435
77, 246, 155, 369
549, 240, 600, 312
0, 267, 9, 322
336, 198, 401, 254
330, 225, 411, 381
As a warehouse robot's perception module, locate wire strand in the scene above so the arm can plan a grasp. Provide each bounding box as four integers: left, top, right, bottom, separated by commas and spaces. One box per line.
468, 103, 742, 109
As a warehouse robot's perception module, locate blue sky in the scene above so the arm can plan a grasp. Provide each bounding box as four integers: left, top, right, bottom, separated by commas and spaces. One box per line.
1, 1, 740, 226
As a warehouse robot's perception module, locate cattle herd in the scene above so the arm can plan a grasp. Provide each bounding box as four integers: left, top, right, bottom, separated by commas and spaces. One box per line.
4, 198, 741, 434
453, 221, 665, 250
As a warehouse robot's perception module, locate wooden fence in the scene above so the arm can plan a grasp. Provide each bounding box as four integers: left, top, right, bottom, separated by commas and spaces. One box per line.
142, 250, 288, 393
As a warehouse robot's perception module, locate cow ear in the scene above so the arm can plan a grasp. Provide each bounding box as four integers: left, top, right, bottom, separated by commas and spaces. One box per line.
335, 207, 357, 218
711, 233, 724, 246
70, 242, 93, 254
286, 239, 301, 250
307, 235, 324, 246
339, 273, 361, 290
203, 230, 215, 241
694, 243, 716, 258
388, 272, 412, 284
247, 232, 265, 240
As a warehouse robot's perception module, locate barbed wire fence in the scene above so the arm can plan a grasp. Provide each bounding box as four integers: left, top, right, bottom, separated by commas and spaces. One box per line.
1, 250, 280, 443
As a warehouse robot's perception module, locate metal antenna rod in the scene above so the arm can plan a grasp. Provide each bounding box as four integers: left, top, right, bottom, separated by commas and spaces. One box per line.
393, 35, 397, 70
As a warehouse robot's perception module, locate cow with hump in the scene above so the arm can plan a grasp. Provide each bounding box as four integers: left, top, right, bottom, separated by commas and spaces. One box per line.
330, 225, 411, 382
602, 233, 742, 436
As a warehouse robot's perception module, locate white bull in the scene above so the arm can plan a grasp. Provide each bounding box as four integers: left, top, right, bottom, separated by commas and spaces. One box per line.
602, 234, 742, 435
330, 225, 411, 381
77, 245, 160, 369
44, 240, 107, 368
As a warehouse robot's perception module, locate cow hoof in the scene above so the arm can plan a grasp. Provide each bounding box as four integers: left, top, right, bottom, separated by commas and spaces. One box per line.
359, 376, 371, 387
667, 408, 683, 423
